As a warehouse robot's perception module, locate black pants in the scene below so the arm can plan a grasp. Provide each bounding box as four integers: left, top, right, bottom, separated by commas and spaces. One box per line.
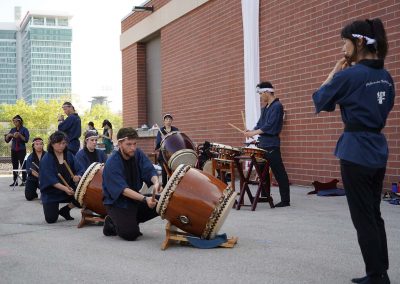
340, 160, 388, 277
11, 149, 26, 182
42, 196, 77, 224
105, 201, 159, 241
262, 147, 290, 203
25, 178, 39, 200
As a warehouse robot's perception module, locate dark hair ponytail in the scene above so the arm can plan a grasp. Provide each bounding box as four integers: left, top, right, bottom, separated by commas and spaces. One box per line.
370, 18, 388, 59
341, 18, 388, 60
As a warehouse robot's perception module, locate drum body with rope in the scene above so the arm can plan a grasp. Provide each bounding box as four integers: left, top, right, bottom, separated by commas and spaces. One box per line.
156, 165, 237, 239
160, 131, 198, 171
75, 162, 107, 216
210, 143, 241, 160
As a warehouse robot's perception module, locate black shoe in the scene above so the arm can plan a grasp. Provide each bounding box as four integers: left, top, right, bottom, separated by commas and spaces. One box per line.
359, 273, 390, 284
352, 276, 368, 283
103, 215, 117, 236
59, 205, 74, 220
9, 181, 18, 186
274, 201, 290, 208
20, 181, 26, 186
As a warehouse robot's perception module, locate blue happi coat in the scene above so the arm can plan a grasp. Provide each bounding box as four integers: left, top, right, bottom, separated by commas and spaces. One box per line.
254, 99, 284, 148
58, 113, 81, 153
39, 151, 83, 204
102, 148, 157, 208
312, 59, 395, 168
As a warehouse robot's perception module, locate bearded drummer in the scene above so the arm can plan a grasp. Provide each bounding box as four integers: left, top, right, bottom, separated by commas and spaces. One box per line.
155, 113, 179, 186
75, 131, 107, 172
244, 81, 291, 208
102, 127, 162, 241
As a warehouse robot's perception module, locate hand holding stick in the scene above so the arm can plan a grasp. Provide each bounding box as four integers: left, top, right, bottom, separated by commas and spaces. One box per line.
31, 168, 39, 178
32, 161, 39, 170
57, 173, 74, 195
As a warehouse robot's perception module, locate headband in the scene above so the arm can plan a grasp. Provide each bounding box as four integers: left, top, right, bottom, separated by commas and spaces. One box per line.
352, 34, 376, 45
257, 87, 274, 93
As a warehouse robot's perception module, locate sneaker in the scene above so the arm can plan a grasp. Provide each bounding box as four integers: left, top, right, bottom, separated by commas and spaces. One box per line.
103, 215, 117, 236
9, 181, 18, 186
274, 201, 290, 208
352, 276, 368, 283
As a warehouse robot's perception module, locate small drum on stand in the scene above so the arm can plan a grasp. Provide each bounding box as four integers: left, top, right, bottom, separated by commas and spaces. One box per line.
157, 164, 237, 239
241, 147, 267, 161
75, 162, 107, 228
160, 131, 198, 171
210, 143, 241, 160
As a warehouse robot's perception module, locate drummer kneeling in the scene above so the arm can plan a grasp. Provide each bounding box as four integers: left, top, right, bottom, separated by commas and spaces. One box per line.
102, 127, 162, 241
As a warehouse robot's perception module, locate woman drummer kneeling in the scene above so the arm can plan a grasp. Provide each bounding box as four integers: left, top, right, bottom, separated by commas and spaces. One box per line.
39, 131, 83, 223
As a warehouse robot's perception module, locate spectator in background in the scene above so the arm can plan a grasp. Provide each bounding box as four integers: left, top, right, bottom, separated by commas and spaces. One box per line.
87, 121, 98, 135
4, 115, 30, 187
100, 119, 113, 155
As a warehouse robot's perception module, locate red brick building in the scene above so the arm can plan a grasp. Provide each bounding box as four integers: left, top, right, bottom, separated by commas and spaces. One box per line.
120, 0, 400, 189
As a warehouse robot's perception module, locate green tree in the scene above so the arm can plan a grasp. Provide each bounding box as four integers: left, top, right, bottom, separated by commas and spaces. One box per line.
81, 104, 122, 135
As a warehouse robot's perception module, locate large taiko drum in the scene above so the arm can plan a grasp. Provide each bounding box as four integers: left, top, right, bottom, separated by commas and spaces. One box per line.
210, 143, 241, 160
156, 164, 237, 239
160, 131, 198, 171
75, 162, 107, 216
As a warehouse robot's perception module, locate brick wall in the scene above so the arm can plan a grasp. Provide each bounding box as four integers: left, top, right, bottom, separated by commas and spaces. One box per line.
259, 0, 400, 188
122, 0, 400, 189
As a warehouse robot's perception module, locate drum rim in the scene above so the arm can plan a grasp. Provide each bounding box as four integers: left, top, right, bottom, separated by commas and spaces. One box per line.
74, 162, 103, 206
241, 146, 267, 153
167, 149, 198, 171
156, 164, 191, 217
202, 186, 237, 239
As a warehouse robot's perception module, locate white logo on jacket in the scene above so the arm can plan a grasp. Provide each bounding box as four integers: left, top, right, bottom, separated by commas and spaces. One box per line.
377, 91, 385, 104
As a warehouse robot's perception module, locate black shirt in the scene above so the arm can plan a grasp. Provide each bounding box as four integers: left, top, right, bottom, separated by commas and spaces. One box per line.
121, 152, 138, 192
84, 147, 98, 164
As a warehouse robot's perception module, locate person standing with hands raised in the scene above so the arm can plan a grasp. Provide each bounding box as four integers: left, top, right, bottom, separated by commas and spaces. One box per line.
313, 19, 394, 284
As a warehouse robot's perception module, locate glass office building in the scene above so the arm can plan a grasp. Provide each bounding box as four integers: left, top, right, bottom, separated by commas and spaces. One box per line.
0, 25, 17, 104
0, 11, 72, 104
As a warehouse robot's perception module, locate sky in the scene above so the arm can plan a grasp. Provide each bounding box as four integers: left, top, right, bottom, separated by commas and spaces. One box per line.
0, 0, 145, 112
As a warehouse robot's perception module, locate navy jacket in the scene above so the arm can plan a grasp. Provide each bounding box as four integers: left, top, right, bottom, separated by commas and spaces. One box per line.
254, 99, 284, 148
58, 113, 81, 153
75, 148, 107, 173
39, 151, 83, 204
5, 126, 30, 151
26, 151, 46, 181
102, 148, 157, 208
313, 60, 395, 168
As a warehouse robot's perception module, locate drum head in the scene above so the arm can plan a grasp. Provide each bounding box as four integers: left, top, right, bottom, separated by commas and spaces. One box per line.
202, 160, 215, 176
75, 162, 103, 206
167, 149, 198, 171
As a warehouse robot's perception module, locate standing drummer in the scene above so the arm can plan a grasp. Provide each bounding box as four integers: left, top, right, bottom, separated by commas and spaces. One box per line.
102, 127, 161, 241
244, 81, 291, 208
155, 114, 179, 186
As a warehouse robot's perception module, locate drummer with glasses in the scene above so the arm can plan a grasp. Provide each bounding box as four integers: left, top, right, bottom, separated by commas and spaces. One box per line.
155, 113, 179, 186
102, 127, 162, 241
244, 81, 291, 208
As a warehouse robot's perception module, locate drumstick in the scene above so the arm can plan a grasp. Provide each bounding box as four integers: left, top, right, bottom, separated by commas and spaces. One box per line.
58, 173, 70, 188
32, 161, 39, 170
228, 123, 245, 134
241, 110, 246, 129
63, 160, 75, 179
151, 187, 156, 202
157, 128, 165, 139
31, 169, 39, 177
